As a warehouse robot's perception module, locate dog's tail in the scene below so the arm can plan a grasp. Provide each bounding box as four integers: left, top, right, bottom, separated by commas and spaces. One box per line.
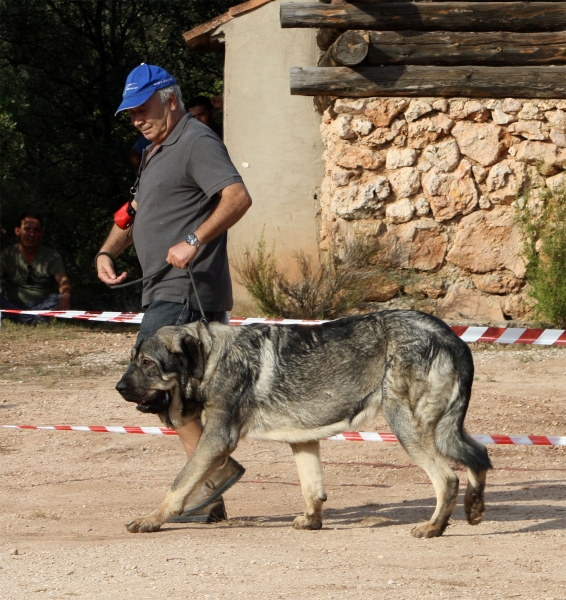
434, 345, 493, 472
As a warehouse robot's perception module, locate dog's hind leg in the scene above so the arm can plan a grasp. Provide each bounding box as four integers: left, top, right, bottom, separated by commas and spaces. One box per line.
290, 441, 327, 530
464, 467, 487, 526
383, 403, 459, 538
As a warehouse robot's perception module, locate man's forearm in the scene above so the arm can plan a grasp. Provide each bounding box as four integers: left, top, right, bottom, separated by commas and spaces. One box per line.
99, 224, 134, 257
194, 182, 252, 245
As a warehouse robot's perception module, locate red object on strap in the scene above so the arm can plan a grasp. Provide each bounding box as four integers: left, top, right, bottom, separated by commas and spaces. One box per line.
114, 201, 136, 230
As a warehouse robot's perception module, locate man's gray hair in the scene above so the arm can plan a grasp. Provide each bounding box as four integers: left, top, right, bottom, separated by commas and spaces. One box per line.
158, 85, 185, 111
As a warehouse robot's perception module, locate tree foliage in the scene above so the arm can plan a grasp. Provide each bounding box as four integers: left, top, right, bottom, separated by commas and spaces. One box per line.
0, 0, 239, 308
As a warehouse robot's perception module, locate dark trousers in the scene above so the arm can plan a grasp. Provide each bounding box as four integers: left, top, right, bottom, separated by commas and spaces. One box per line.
0, 293, 61, 324
137, 299, 228, 344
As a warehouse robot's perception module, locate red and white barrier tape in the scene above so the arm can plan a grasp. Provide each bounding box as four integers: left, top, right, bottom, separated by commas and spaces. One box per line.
1, 425, 565, 445
3, 309, 566, 345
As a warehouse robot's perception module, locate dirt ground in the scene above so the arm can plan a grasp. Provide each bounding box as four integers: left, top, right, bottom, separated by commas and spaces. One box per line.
0, 320, 565, 600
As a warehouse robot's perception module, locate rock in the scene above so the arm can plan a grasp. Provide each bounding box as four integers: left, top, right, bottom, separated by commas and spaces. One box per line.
407, 114, 454, 149
414, 197, 430, 216
333, 144, 384, 170
388, 167, 421, 197
503, 293, 535, 320
385, 198, 415, 224
486, 159, 527, 204
515, 140, 558, 169
405, 99, 433, 123
472, 165, 487, 183
334, 115, 356, 140
472, 272, 523, 294
507, 121, 546, 141
365, 98, 409, 127
9, 549, 18, 556
451, 121, 505, 166
422, 139, 460, 172
503, 98, 522, 113
479, 195, 491, 209
333, 99, 368, 115
351, 118, 374, 136
544, 109, 566, 132
331, 169, 357, 187
404, 277, 446, 299
464, 100, 490, 122
546, 172, 565, 192
386, 148, 417, 169
417, 160, 432, 173
491, 108, 516, 125
380, 218, 448, 271
363, 127, 396, 147
352, 219, 385, 240
364, 276, 400, 302
446, 205, 526, 277
432, 99, 448, 113
549, 129, 566, 147
518, 103, 543, 121
331, 179, 389, 220
438, 287, 505, 321
422, 160, 479, 221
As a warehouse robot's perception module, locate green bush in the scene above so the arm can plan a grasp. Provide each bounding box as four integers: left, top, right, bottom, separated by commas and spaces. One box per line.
517, 186, 566, 326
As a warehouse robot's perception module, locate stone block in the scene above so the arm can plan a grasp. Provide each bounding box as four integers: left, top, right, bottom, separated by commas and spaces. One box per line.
365, 98, 409, 127
407, 114, 454, 149
507, 121, 546, 141
491, 108, 516, 125
405, 99, 433, 123
333, 144, 384, 170
438, 287, 505, 321
385, 198, 415, 224
386, 148, 417, 169
472, 272, 523, 295
388, 167, 421, 197
451, 121, 505, 166
414, 197, 430, 216
502, 98, 522, 113
446, 205, 526, 277
422, 139, 460, 172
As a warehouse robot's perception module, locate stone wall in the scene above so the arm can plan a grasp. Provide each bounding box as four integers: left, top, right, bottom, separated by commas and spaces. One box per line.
319, 97, 566, 322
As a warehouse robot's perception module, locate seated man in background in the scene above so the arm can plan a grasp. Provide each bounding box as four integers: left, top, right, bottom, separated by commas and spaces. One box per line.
0, 211, 72, 324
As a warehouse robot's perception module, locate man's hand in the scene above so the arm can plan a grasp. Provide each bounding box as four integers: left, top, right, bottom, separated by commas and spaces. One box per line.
54, 272, 72, 309
96, 254, 128, 285
166, 242, 198, 270
56, 293, 71, 311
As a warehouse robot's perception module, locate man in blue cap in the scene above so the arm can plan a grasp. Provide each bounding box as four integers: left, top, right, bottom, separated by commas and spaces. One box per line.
95, 64, 252, 523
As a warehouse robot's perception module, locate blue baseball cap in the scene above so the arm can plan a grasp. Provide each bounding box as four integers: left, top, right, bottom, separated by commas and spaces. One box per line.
115, 63, 176, 115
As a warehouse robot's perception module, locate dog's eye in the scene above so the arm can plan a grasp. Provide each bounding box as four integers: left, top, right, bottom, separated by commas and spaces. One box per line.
141, 358, 155, 368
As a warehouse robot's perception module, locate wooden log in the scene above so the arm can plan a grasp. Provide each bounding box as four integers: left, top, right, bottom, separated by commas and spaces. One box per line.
280, 2, 566, 32
290, 65, 566, 98
320, 30, 370, 66
366, 31, 566, 65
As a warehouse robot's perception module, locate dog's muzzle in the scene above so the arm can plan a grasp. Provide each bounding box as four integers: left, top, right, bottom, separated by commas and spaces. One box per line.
115, 381, 172, 414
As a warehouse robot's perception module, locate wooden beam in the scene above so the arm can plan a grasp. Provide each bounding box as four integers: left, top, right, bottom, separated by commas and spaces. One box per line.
280, 3, 566, 32
290, 65, 566, 97
365, 31, 566, 66
320, 30, 370, 66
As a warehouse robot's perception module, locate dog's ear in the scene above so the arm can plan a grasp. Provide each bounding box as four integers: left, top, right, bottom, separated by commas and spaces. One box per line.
181, 334, 206, 380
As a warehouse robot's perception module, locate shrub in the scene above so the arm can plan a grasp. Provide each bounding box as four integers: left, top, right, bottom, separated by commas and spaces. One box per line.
516, 186, 566, 326
233, 235, 379, 320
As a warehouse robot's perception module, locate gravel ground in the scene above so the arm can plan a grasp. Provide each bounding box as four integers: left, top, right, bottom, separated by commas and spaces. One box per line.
0, 321, 565, 599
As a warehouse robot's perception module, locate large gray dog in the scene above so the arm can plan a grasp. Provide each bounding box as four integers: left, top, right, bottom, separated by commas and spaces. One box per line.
116, 310, 492, 537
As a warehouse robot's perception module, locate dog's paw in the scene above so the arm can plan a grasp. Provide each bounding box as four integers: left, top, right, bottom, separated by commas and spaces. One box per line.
126, 516, 163, 533
410, 522, 445, 539
292, 515, 322, 530
464, 493, 485, 526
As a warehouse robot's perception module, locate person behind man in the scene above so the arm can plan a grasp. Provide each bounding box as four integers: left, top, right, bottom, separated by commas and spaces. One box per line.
187, 95, 223, 139
95, 64, 252, 523
0, 212, 72, 325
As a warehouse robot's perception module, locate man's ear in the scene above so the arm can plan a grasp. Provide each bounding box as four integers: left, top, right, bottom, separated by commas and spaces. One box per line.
181, 334, 206, 380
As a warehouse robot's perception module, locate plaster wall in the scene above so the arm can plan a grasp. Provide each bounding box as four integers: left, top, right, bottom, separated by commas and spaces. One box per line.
218, 0, 324, 310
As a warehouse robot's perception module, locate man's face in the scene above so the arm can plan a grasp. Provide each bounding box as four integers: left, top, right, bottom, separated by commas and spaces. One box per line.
128, 92, 177, 144
15, 217, 43, 250
189, 105, 215, 129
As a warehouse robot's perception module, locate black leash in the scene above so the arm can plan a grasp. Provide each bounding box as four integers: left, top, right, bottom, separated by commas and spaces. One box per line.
98, 252, 208, 324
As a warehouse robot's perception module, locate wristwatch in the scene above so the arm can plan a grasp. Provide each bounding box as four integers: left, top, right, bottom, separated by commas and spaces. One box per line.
185, 232, 201, 249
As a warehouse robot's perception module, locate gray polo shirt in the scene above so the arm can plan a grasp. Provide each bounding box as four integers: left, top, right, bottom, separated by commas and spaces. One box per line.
133, 114, 243, 310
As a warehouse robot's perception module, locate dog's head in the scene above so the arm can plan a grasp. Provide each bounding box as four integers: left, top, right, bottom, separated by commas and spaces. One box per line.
115, 323, 211, 418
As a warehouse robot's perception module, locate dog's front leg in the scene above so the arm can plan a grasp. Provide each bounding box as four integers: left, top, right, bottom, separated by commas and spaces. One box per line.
126, 428, 232, 533
290, 441, 327, 530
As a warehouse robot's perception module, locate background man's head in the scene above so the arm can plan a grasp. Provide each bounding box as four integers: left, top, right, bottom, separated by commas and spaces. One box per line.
15, 211, 44, 250
187, 96, 215, 129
